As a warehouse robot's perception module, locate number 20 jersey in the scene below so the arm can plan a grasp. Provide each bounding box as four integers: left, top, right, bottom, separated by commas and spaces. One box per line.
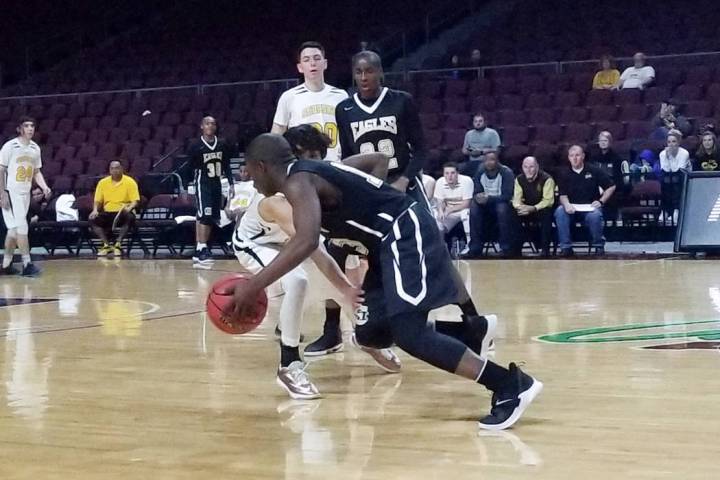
335, 87, 425, 183
0, 138, 42, 194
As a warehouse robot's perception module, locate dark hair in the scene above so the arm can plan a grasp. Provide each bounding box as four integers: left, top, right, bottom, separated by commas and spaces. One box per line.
297, 41, 325, 61
284, 124, 330, 159
473, 112, 485, 119
599, 54, 615, 69
442, 162, 458, 171
352, 50, 383, 71
17, 116, 36, 127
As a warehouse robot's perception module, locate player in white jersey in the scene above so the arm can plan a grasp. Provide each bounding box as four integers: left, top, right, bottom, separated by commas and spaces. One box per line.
0, 117, 51, 277
271, 41, 349, 162
434, 162, 473, 253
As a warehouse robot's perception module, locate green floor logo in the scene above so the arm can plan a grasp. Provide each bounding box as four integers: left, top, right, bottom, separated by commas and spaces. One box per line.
538, 319, 720, 350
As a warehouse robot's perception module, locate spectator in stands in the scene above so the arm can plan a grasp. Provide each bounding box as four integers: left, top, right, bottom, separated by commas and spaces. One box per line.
554, 145, 616, 256
659, 130, 691, 223
463, 152, 517, 258
651, 100, 692, 139
592, 55, 620, 90
89, 160, 140, 257
434, 162, 473, 254
449, 54, 461, 80
628, 148, 660, 179
615, 52, 655, 90
469, 49, 482, 69
460, 113, 501, 177
694, 131, 720, 171
512, 156, 555, 257
587, 131, 625, 189
28, 187, 49, 223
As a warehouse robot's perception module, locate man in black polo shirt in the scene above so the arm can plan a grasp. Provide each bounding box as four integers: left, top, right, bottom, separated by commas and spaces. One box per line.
554, 145, 616, 256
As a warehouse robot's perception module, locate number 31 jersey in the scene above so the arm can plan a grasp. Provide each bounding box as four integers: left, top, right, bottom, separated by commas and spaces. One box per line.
273, 83, 349, 162
0, 138, 42, 194
335, 87, 425, 183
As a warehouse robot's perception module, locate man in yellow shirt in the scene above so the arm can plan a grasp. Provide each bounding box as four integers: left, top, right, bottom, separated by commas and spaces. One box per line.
512, 156, 556, 257
89, 160, 140, 257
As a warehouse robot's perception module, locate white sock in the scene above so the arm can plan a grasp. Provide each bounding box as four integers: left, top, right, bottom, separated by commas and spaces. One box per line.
22, 254, 31, 267
197, 243, 207, 250
3, 254, 12, 268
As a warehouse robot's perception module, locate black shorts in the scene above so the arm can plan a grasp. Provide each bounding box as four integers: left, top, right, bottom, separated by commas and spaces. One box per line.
90, 210, 135, 230
355, 203, 457, 348
195, 180, 222, 225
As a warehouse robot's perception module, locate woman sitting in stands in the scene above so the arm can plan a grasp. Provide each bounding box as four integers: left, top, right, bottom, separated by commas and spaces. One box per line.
592, 55, 620, 90
693, 129, 720, 172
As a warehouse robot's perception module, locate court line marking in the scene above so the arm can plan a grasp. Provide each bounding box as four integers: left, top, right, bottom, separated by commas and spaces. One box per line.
0, 308, 205, 338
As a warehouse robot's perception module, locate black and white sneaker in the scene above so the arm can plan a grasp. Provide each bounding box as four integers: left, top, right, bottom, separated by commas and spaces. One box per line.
192, 247, 214, 267
304, 327, 344, 357
0, 265, 19, 276
463, 314, 497, 359
21, 263, 42, 277
478, 363, 543, 431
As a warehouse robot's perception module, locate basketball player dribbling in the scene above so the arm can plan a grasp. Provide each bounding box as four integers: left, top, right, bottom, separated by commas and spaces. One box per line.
233, 134, 543, 431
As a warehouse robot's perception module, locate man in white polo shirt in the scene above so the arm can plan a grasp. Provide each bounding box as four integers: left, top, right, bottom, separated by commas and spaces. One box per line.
271, 41, 348, 162
616, 52, 655, 90
434, 162, 474, 253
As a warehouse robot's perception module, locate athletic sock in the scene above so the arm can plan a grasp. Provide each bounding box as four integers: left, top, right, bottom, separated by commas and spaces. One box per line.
21, 254, 31, 267
2, 254, 12, 268
457, 299, 478, 317
280, 343, 301, 367
324, 305, 341, 332
196, 242, 207, 251
478, 360, 510, 391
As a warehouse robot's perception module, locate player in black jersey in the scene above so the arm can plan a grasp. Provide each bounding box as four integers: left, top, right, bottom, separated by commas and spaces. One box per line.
334, 51, 488, 351
186, 116, 234, 265
234, 134, 543, 431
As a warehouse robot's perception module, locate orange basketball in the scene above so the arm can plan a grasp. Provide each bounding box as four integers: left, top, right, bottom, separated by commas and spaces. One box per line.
206, 274, 268, 334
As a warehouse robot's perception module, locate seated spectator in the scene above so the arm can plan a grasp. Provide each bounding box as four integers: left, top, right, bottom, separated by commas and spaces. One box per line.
693, 131, 720, 171
587, 131, 625, 189
513, 156, 556, 257
460, 112, 501, 177
449, 54, 462, 80
592, 55, 620, 90
89, 160, 140, 257
615, 52, 655, 90
463, 152, 517, 258
651, 100, 692, 139
469, 49, 482, 69
554, 145, 616, 256
659, 130, 691, 223
28, 187, 50, 223
627, 148, 661, 180
433, 162, 473, 253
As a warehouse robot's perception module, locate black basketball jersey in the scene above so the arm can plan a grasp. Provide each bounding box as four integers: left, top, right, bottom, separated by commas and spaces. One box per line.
335, 87, 426, 183
187, 136, 234, 186
288, 159, 414, 254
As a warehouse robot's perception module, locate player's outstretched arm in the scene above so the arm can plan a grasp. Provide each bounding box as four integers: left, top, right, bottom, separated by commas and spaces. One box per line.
342, 153, 389, 180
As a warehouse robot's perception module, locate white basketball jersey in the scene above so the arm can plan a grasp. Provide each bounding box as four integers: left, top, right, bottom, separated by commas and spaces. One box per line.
227, 180, 257, 214
236, 192, 289, 246
0, 138, 42, 194
273, 83, 349, 162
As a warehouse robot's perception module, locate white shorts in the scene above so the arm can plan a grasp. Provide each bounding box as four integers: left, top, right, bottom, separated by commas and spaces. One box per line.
436, 208, 470, 233
233, 239, 304, 298
2, 191, 31, 231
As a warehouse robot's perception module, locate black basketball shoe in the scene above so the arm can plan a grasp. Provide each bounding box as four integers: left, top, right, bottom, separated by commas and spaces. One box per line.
304, 322, 343, 357
478, 363, 543, 431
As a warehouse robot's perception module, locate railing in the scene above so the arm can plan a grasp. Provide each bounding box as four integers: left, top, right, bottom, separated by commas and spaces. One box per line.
0, 77, 299, 103
384, 50, 720, 82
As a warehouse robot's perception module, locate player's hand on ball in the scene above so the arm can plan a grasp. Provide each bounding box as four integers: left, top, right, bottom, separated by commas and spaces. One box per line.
0, 191, 9, 209
232, 281, 261, 319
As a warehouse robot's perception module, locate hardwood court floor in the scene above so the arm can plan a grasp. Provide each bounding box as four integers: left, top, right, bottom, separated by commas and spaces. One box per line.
0, 258, 719, 479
